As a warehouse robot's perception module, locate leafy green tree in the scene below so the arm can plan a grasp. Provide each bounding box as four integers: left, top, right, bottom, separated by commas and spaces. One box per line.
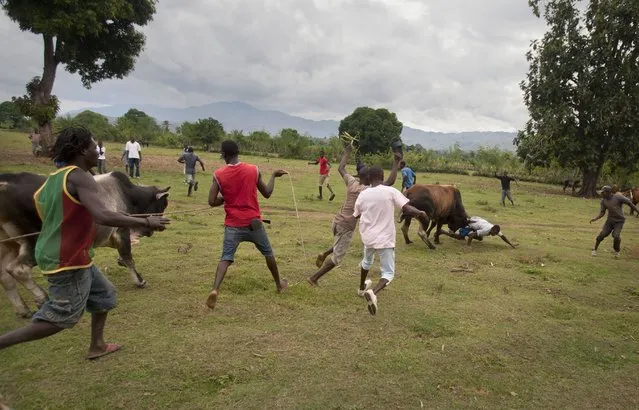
1, 0, 157, 151
516, 0, 639, 197
338, 107, 403, 156
116, 109, 162, 143
178, 117, 225, 151
0, 100, 29, 129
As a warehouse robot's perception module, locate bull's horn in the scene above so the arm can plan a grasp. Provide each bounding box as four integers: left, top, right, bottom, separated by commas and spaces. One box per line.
156, 191, 169, 200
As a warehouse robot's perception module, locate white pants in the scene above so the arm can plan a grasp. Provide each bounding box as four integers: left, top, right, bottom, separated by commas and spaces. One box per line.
360, 247, 395, 283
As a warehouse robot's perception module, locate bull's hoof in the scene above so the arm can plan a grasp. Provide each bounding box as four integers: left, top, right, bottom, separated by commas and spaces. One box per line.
434, 240, 441, 245
135, 280, 148, 289
117, 257, 127, 267
405, 239, 413, 245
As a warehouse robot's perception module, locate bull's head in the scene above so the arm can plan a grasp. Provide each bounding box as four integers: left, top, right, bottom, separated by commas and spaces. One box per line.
135, 186, 170, 238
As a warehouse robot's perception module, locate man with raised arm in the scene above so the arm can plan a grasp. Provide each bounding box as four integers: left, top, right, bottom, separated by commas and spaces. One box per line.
206, 140, 288, 310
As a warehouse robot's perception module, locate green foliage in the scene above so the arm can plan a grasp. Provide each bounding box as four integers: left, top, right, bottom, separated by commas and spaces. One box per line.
338, 107, 403, 155
517, 0, 639, 195
11, 77, 60, 126
1, 0, 157, 88
0, 100, 30, 129
178, 117, 225, 151
116, 108, 162, 143
54, 110, 122, 141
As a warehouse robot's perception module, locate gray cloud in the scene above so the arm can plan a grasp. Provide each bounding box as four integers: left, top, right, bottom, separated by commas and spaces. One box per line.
0, 0, 546, 132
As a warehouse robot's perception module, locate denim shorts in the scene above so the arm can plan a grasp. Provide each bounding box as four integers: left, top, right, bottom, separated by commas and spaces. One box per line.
221, 224, 274, 262
32, 265, 117, 328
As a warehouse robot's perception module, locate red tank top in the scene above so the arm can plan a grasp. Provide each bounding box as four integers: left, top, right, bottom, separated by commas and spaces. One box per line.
214, 162, 261, 227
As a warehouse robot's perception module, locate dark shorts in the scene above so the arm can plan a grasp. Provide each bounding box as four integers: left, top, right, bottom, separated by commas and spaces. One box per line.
221, 224, 274, 262
32, 265, 117, 329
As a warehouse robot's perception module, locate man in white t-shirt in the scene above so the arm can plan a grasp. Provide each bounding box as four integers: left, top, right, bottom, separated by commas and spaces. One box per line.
461, 216, 516, 248
124, 137, 142, 178
353, 165, 427, 315
96, 139, 106, 174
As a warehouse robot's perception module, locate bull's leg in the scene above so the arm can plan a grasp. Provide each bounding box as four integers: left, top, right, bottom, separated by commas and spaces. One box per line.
9, 265, 47, 307
401, 217, 413, 244
417, 219, 436, 250
116, 230, 147, 288
0, 267, 32, 318
434, 222, 444, 245
1, 223, 35, 267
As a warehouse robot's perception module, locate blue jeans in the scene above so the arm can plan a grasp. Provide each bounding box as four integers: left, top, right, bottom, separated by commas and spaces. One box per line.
32, 265, 117, 328
221, 225, 274, 262
128, 158, 140, 177
360, 247, 396, 283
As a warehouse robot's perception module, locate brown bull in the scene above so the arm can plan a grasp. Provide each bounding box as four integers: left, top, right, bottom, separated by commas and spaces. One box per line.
400, 184, 469, 249
620, 187, 639, 216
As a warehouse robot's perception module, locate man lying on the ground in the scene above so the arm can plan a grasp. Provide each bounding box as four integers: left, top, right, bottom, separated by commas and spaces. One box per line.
444, 216, 517, 248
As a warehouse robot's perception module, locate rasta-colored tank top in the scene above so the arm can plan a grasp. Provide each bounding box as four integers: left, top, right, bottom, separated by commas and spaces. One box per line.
34, 166, 96, 274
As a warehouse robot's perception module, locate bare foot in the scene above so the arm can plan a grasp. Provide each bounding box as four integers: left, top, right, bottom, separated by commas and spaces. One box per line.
307, 277, 318, 287
206, 290, 218, 310
87, 343, 121, 360
278, 279, 289, 293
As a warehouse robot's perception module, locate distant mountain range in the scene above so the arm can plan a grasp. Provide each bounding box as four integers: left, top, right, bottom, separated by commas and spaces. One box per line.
69, 101, 517, 151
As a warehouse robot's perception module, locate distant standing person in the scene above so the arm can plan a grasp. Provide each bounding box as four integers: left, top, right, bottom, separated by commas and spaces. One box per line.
495, 171, 517, 206
206, 140, 288, 310
28, 128, 42, 156
353, 166, 428, 315
124, 137, 142, 179
309, 150, 335, 201
590, 185, 639, 257
96, 139, 106, 174
400, 161, 417, 193
177, 146, 205, 196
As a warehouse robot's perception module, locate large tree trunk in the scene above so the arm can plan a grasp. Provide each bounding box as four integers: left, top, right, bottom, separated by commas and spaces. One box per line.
578, 167, 600, 198
34, 35, 59, 153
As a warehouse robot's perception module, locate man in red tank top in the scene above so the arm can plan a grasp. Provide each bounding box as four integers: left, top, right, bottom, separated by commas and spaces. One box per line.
308, 149, 335, 201
206, 140, 288, 310
0, 127, 169, 359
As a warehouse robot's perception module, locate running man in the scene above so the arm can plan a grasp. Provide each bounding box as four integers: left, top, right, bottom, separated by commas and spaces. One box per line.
0, 127, 169, 359
400, 161, 417, 193
590, 185, 638, 257
308, 145, 401, 287
308, 150, 335, 201
177, 146, 205, 196
353, 166, 428, 315
495, 171, 517, 206
206, 140, 288, 310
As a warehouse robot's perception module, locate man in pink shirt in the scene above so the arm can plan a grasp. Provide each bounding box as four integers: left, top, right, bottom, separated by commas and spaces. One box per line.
353, 166, 427, 315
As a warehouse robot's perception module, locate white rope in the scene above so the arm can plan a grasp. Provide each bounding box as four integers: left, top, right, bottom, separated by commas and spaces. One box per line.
286, 171, 307, 260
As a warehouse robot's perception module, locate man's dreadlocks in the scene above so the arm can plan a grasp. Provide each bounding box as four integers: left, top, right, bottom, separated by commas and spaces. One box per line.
50, 127, 94, 167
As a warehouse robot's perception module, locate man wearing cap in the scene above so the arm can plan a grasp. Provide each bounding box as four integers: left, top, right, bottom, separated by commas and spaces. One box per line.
590, 185, 639, 257
308, 145, 401, 288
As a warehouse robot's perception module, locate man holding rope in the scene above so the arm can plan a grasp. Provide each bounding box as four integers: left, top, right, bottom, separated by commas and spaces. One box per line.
308, 144, 401, 289
0, 127, 169, 359
206, 140, 288, 310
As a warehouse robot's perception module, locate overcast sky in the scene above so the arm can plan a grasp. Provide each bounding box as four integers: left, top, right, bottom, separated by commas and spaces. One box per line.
0, 0, 546, 133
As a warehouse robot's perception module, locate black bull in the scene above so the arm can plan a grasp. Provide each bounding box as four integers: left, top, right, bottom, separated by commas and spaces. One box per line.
399, 184, 469, 249
0, 171, 170, 317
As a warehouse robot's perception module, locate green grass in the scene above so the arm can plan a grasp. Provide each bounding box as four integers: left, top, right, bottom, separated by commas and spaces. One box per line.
1, 129, 639, 409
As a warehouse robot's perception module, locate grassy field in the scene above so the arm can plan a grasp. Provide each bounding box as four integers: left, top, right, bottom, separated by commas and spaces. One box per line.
1, 129, 638, 409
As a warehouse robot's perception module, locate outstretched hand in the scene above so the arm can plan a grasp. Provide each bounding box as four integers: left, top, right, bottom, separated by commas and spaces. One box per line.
273, 169, 288, 178
393, 151, 403, 163
146, 216, 170, 231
